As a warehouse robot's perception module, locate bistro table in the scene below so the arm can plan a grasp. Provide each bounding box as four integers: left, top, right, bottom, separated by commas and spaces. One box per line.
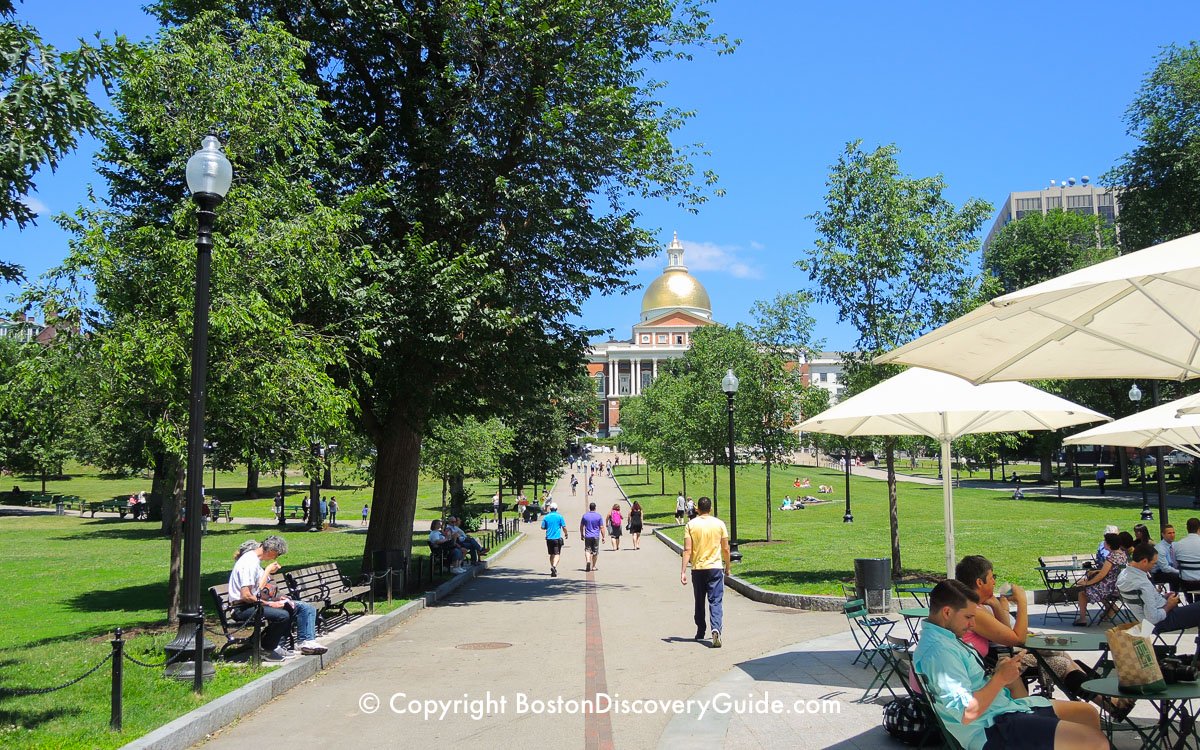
1025, 632, 1111, 700
1082, 676, 1200, 749
894, 583, 935, 608
899, 607, 929, 642
1037, 564, 1093, 622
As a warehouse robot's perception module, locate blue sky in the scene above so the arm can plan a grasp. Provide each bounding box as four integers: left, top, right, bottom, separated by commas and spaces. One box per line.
5, 1, 1200, 350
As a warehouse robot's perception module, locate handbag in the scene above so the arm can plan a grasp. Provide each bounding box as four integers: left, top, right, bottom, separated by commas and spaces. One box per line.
1107, 621, 1166, 694
882, 696, 933, 745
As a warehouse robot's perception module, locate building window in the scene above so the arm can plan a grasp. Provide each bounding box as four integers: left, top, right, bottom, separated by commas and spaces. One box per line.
618, 374, 630, 395
1097, 192, 1114, 207
657, 333, 668, 344
819, 372, 828, 382
1045, 196, 1061, 210
1098, 205, 1115, 223
675, 334, 684, 345
1066, 195, 1093, 209
595, 373, 605, 398
1016, 197, 1042, 212
640, 333, 650, 344
641, 371, 652, 392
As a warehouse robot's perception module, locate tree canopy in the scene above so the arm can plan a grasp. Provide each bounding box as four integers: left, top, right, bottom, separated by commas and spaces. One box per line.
983, 208, 1117, 294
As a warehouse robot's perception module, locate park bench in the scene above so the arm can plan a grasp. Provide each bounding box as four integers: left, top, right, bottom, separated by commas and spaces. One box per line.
283, 504, 306, 519
207, 573, 291, 659
85, 499, 131, 518
210, 504, 233, 523
284, 562, 372, 631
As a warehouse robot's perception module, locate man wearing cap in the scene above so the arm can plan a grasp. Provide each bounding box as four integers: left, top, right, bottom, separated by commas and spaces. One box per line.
540, 502, 568, 577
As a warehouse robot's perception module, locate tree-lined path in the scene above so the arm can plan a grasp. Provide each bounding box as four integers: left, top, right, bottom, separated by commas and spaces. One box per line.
198, 468, 845, 749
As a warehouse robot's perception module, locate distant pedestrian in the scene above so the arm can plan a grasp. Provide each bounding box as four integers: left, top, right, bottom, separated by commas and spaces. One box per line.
681, 496, 730, 648
319, 497, 328, 525
628, 501, 643, 550
1095, 468, 1107, 495
540, 502, 568, 577
686, 496, 696, 520
274, 492, 284, 525
675, 492, 686, 524
570, 474, 578, 496
607, 503, 623, 551
580, 501, 606, 572
329, 497, 339, 526
360, 503, 369, 525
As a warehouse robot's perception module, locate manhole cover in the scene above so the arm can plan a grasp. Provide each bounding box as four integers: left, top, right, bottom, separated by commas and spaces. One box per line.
456, 642, 513, 650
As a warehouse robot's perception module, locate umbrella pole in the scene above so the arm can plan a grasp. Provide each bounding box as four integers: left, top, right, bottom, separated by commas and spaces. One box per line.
942, 433, 955, 579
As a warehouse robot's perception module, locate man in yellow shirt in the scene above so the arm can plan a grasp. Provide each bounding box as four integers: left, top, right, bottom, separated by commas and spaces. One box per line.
680, 496, 731, 647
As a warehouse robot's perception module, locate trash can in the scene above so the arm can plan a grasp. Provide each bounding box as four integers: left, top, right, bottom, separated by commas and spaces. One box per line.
54, 501, 65, 516
854, 557, 892, 613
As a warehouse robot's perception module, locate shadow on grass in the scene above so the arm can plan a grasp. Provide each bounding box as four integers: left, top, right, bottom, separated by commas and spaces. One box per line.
0, 706, 81, 728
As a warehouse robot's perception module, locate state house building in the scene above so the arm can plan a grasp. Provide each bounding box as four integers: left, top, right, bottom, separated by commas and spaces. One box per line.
586, 233, 715, 436
586, 234, 846, 436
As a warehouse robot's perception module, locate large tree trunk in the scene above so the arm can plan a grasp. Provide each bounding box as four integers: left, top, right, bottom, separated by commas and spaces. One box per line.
765, 454, 773, 542
360, 418, 423, 575
246, 456, 260, 498
681, 464, 687, 497
1040, 451, 1053, 483
1118, 449, 1130, 489
322, 458, 332, 489
886, 437, 902, 577
449, 472, 465, 518
441, 475, 448, 519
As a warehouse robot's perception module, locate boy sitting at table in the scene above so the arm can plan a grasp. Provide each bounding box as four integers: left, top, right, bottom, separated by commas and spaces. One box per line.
914, 580, 1108, 750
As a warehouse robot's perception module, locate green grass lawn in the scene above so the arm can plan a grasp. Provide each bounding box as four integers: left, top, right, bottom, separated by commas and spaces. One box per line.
0, 514, 432, 749
3, 461, 513, 522
616, 463, 1160, 596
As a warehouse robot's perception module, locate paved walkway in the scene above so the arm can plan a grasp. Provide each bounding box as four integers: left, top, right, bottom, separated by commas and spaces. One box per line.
194, 468, 849, 749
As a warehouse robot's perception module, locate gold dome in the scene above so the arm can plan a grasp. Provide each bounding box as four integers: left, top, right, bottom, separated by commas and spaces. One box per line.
641, 270, 712, 315
640, 232, 712, 317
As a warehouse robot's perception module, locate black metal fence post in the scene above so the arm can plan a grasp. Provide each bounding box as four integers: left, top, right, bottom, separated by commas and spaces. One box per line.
110, 628, 124, 731
251, 609, 262, 669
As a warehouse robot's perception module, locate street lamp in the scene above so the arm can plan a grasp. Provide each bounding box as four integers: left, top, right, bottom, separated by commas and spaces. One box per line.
843, 445, 854, 523
721, 368, 742, 563
1130, 384, 1152, 522
204, 440, 218, 491
164, 135, 232, 689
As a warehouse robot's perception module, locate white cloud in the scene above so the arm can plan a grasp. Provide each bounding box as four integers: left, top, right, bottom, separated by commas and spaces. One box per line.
678, 239, 764, 279
20, 196, 49, 216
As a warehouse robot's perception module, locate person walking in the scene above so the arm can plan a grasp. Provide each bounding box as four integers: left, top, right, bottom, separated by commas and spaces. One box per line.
675, 492, 686, 524
580, 501, 606, 572
628, 501, 643, 549
329, 497, 339, 526
540, 502, 568, 577
1095, 467, 1106, 495
360, 503, 369, 525
680, 496, 730, 648
570, 474, 578, 496
607, 503, 623, 551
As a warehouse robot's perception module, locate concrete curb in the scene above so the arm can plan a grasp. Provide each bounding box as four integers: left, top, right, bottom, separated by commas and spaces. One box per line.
121, 532, 526, 750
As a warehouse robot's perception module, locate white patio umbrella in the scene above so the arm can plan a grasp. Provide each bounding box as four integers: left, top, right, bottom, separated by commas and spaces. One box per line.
876, 230, 1200, 383
796, 368, 1109, 576
1065, 392, 1200, 458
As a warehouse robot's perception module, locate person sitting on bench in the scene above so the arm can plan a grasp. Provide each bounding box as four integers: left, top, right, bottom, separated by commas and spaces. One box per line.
429, 520, 466, 574
445, 516, 484, 564
227, 536, 327, 661
914, 579, 1107, 750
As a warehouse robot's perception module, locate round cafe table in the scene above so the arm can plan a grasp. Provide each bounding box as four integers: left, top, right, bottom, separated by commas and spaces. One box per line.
898, 607, 928, 642
1082, 676, 1200, 749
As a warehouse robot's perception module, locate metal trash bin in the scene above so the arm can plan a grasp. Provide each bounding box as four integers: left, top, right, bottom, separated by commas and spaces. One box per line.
854, 557, 892, 613
54, 501, 65, 516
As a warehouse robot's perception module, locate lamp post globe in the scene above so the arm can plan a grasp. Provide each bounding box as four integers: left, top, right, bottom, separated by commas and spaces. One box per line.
722, 369, 742, 562
1129, 384, 1152, 521
164, 135, 232, 689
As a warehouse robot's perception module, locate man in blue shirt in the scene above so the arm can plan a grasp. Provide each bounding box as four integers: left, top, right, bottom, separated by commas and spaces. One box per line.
580, 501, 606, 572
540, 503, 568, 577
913, 580, 1105, 750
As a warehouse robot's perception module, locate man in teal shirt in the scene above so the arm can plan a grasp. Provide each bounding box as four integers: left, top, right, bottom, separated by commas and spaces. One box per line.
540, 503, 567, 577
913, 580, 1105, 750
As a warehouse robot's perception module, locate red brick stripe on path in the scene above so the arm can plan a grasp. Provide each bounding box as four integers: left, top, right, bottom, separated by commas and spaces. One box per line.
584, 570, 615, 750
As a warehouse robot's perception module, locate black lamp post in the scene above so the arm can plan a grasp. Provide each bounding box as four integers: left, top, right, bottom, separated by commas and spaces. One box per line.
204, 440, 218, 492
843, 446, 854, 523
721, 368, 742, 563
164, 135, 232, 689
1130, 383, 1153, 522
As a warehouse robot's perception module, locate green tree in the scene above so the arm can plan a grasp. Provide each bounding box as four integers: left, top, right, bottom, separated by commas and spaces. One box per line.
154, 0, 735, 572
0, 334, 82, 489
422, 416, 512, 518
35, 13, 361, 621
800, 140, 991, 576
1107, 42, 1200, 250
0, 1, 128, 256
983, 209, 1117, 294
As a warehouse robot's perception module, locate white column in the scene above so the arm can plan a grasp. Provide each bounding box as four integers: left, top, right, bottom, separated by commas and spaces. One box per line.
652, 358, 658, 380
609, 359, 616, 396
633, 358, 641, 395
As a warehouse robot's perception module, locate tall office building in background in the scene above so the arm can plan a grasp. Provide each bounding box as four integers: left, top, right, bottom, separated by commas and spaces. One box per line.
982, 176, 1119, 254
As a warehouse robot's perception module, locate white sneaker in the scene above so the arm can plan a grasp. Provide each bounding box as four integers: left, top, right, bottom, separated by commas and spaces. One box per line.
272, 646, 296, 659
299, 640, 328, 655
450, 566, 467, 574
